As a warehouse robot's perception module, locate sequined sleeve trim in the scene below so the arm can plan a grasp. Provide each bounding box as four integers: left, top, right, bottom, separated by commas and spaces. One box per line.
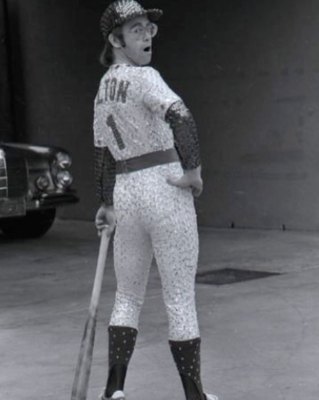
94, 146, 116, 206
165, 100, 201, 170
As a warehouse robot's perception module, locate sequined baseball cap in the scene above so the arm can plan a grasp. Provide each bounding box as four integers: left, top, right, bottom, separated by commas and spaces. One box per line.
100, 0, 163, 40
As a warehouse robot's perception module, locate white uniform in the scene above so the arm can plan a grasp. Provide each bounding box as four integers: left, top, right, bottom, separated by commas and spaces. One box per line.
94, 64, 200, 340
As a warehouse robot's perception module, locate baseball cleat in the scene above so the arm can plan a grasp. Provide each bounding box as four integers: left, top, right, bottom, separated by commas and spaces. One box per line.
205, 394, 219, 400
99, 390, 125, 400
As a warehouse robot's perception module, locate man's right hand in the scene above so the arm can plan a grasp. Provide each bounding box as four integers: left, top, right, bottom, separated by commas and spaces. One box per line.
95, 204, 117, 237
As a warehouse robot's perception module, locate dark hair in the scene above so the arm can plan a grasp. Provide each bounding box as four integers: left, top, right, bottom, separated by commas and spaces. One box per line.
99, 26, 125, 68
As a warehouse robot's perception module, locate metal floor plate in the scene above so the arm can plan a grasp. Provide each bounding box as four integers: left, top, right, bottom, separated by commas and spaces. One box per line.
196, 268, 281, 285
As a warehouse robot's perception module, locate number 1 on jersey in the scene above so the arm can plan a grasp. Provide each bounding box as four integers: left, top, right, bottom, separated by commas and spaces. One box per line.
106, 114, 125, 150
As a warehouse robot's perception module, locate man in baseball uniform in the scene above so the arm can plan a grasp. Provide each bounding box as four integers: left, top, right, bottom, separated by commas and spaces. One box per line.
94, 1, 219, 400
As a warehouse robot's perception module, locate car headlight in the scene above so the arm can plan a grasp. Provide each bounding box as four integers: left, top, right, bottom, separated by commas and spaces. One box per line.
35, 175, 50, 191
55, 152, 72, 169
56, 171, 73, 188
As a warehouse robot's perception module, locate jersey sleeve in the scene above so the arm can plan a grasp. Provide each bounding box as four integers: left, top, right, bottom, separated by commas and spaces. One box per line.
93, 84, 116, 206
93, 88, 108, 148
141, 67, 181, 120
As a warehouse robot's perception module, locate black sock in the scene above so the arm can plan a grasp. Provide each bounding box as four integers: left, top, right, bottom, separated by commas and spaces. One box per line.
169, 338, 206, 400
105, 326, 137, 398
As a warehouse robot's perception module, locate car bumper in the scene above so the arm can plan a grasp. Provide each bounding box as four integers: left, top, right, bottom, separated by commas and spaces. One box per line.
27, 192, 79, 210
0, 198, 26, 217
0, 192, 79, 218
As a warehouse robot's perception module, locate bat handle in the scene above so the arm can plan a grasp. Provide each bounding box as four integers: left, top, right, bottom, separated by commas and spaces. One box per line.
90, 230, 110, 313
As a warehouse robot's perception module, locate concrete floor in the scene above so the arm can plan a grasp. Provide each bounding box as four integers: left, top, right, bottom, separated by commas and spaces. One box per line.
1, 220, 319, 400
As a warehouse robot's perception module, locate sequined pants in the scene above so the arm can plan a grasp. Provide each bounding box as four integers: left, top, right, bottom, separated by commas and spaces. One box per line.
109, 162, 200, 341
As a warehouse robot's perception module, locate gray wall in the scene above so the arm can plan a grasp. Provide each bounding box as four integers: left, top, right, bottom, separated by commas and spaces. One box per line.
6, 0, 319, 230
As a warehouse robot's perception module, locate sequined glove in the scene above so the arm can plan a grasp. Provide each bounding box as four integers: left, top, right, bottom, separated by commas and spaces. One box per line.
95, 204, 117, 237
167, 165, 203, 197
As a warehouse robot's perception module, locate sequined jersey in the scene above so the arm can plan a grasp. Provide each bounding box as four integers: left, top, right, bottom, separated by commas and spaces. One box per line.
94, 64, 201, 205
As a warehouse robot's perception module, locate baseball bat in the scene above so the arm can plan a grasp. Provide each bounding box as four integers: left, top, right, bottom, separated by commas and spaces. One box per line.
71, 230, 110, 400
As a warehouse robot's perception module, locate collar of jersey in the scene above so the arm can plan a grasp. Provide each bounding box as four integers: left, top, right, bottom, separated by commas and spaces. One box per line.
110, 63, 134, 68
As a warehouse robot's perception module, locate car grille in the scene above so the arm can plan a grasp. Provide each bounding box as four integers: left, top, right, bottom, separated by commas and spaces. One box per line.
0, 150, 8, 198
0, 149, 28, 198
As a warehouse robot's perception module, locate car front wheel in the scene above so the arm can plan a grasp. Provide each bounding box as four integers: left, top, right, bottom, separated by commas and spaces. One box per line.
0, 208, 56, 239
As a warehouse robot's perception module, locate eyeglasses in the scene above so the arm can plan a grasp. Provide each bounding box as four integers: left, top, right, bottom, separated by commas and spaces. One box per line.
129, 23, 158, 39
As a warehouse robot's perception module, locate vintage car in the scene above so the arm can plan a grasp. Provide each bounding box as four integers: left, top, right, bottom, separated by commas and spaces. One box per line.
0, 142, 79, 238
